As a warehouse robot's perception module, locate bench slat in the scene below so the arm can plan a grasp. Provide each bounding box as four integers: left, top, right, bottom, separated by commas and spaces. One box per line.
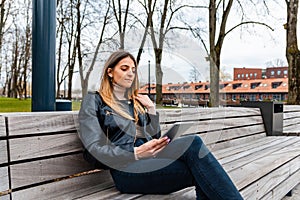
135, 187, 195, 200
261, 169, 300, 200
214, 137, 283, 159
241, 156, 300, 199
6, 112, 77, 136
0, 140, 7, 165
208, 132, 266, 151
284, 105, 300, 112
0, 116, 5, 137
12, 171, 113, 200
76, 187, 141, 200
222, 137, 298, 172
0, 167, 9, 195
158, 107, 261, 123
229, 139, 300, 190
199, 123, 265, 146
9, 133, 82, 162
10, 154, 94, 189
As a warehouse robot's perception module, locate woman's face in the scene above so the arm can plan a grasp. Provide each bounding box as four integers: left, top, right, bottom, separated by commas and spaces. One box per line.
108, 56, 136, 89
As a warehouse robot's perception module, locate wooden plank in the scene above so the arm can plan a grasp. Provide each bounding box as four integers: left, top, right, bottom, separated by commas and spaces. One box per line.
228, 139, 300, 190
0, 195, 10, 200
284, 111, 300, 119
10, 154, 95, 188
136, 187, 195, 200
283, 124, 300, 135
9, 133, 82, 161
0, 116, 5, 137
241, 156, 300, 199
158, 107, 261, 123
208, 133, 266, 151
0, 140, 7, 165
0, 167, 9, 195
213, 137, 279, 159
12, 170, 114, 200
282, 183, 300, 200
199, 123, 265, 146
261, 169, 300, 200
160, 116, 264, 137
222, 137, 297, 170
76, 187, 141, 200
6, 112, 77, 136
284, 105, 300, 112
283, 117, 300, 127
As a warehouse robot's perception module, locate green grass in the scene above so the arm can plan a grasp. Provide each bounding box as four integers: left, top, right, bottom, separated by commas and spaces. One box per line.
0, 97, 180, 112
0, 97, 32, 112
0, 97, 82, 112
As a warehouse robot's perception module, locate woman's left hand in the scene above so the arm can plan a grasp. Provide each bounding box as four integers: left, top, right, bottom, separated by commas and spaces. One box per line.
135, 94, 155, 110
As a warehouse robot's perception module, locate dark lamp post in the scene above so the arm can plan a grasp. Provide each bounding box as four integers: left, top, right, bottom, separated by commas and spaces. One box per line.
148, 60, 150, 96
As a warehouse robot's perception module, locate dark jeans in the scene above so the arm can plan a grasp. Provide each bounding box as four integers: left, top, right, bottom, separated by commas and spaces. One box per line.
110, 135, 243, 200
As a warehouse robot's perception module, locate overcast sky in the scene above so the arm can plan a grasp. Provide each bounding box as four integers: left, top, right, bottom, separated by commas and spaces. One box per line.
77, 1, 289, 90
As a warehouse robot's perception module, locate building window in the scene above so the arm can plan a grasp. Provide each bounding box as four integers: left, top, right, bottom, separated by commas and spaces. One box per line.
271, 71, 275, 76
241, 74, 244, 78
284, 70, 288, 75
250, 73, 253, 77
237, 74, 240, 78
254, 73, 257, 77
277, 70, 281, 75
233, 83, 242, 89
272, 94, 281, 101
246, 74, 249, 78
272, 82, 282, 89
249, 94, 256, 101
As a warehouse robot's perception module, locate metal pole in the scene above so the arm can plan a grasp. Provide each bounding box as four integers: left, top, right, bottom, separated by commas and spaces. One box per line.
32, 0, 56, 111
148, 60, 150, 96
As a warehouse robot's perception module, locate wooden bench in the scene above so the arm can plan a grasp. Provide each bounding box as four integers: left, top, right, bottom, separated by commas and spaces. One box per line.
1, 107, 300, 199
284, 105, 300, 136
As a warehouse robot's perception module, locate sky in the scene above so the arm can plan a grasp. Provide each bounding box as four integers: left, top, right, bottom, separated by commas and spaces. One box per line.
75, 1, 289, 90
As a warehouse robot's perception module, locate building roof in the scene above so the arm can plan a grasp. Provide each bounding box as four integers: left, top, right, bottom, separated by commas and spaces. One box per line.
139, 78, 288, 94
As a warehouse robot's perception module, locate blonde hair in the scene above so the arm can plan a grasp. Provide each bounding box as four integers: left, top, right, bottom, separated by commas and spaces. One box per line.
98, 50, 145, 121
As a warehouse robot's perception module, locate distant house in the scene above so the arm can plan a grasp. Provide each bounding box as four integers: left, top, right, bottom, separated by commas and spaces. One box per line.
139, 67, 289, 106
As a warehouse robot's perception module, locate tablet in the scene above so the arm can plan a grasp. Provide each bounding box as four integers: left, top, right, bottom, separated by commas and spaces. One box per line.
160, 121, 195, 142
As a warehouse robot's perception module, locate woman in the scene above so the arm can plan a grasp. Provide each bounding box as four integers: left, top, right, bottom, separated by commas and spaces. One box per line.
78, 50, 243, 200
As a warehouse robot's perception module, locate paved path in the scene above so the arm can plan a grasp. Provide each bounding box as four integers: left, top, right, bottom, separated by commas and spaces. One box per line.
282, 183, 300, 200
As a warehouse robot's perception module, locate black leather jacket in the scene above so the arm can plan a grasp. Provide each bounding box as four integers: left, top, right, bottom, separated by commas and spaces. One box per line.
78, 91, 161, 169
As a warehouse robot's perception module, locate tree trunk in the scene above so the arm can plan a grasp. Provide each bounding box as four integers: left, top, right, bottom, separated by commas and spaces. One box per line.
154, 48, 163, 104
208, 0, 219, 107
286, 0, 300, 104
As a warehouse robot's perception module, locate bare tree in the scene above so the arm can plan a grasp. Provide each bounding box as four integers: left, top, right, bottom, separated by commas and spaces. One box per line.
142, 0, 201, 104
189, 66, 201, 82
77, 0, 112, 98
265, 59, 286, 67
111, 0, 131, 49
5, 0, 31, 99
285, 0, 300, 104
0, 0, 11, 90
56, 0, 78, 99
207, 0, 273, 107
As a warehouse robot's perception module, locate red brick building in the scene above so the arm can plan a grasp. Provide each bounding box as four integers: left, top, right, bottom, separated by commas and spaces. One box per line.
265, 67, 288, 79
234, 68, 263, 80
233, 66, 288, 81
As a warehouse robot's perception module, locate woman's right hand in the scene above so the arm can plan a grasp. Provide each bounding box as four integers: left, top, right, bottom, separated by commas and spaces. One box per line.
135, 137, 170, 159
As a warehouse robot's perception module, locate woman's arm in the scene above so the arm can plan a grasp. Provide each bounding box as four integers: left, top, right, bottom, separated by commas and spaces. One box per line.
78, 93, 135, 168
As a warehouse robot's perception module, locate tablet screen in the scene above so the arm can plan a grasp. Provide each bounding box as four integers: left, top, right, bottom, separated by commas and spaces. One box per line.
161, 122, 194, 142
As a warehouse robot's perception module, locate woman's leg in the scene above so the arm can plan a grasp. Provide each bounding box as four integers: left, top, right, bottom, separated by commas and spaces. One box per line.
158, 135, 243, 200
110, 158, 209, 200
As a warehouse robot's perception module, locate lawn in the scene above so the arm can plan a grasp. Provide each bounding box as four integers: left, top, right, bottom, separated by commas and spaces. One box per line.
0, 97, 179, 112
0, 97, 82, 112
